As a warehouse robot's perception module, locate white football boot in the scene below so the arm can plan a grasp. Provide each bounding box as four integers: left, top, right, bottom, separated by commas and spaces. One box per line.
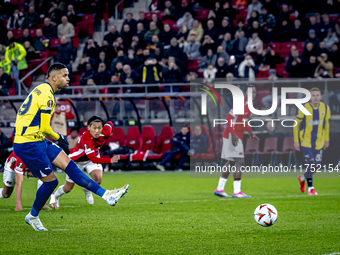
103, 184, 129, 206
83, 187, 94, 204
25, 213, 48, 231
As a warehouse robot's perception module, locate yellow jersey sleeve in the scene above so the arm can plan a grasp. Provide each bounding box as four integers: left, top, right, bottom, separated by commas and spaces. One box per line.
324, 105, 331, 142
14, 83, 60, 143
293, 108, 304, 143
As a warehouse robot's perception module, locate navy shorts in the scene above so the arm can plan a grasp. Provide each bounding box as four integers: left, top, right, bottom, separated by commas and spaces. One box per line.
14, 140, 63, 178
301, 147, 323, 164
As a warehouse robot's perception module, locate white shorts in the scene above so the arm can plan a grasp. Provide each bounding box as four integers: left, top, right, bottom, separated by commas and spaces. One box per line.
3, 169, 15, 187
66, 161, 103, 183
221, 135, 244, 161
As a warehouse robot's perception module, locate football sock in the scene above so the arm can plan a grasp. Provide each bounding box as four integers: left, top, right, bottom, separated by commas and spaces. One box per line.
0, 188, 3, 199
217, 177, 227, 190
54, 185, 66, 199
300, 175, 306, 182
37, 179, 43, 190
308, 186, 314, 192
64, 160, 106, 197
30, 179, 58, 217
306, 178, 313, 188
233, 180, 241, 194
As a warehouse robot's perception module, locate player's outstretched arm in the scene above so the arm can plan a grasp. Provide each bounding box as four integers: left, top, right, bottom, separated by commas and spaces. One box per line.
40, 113, 60, 141
323, 105, 331, 150
14, 172, 23, 211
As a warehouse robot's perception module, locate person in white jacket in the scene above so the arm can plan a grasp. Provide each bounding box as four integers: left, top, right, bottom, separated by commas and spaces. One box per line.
177, 12, 194, 30
204, 65, 217, 83
183, 34, 201, 59
324, 28, 339, 50
245, 32, 263, 55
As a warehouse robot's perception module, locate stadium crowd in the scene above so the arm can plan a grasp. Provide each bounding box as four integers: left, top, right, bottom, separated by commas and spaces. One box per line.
0, 0, 340, 97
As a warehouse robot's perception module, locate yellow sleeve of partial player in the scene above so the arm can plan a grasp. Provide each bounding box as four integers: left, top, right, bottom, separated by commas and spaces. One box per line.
40, 113, 60, 140
293, 109, 304, 143
324, 105, 331, 142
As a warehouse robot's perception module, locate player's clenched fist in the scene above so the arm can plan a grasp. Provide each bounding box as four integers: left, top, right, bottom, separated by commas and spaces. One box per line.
111, 155, 120, 163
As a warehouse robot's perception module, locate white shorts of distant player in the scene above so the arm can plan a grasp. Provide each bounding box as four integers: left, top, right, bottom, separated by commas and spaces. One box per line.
3, 166, 23, 187
221, 134, 244, 161
65, 161, 103, 183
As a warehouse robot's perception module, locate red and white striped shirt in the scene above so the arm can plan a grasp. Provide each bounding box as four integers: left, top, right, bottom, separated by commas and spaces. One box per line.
223, 100, 252, 140
69, 121, 114, 164
4, 151, 27, 174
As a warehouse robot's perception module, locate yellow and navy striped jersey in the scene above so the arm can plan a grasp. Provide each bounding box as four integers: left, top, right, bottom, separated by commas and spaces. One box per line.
14, 82, 60, 144
294, 102, 331, 150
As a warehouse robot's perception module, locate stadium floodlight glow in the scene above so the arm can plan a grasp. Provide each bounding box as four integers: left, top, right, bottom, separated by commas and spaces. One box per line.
202, 84, 312, 116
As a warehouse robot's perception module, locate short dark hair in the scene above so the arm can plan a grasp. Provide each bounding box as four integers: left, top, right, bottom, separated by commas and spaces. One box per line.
47, 63, 67, 78
70, 127, 79, 133
87, 115, 105, 126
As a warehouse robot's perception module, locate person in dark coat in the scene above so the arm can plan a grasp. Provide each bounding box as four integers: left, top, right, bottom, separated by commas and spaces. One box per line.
57, 36, 77, 79
162, 56, 183, 90
42, 17, 57, 39
104, 26, 120, 45
83, 37, 100, 59
122, 13, 138, 34
0, 67, 12, 96
188, 126, 209, 156
285, 49, 309, 78
93, 63, 111, 85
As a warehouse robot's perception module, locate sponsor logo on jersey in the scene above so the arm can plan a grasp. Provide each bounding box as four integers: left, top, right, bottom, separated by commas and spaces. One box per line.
308, 120, 322, 126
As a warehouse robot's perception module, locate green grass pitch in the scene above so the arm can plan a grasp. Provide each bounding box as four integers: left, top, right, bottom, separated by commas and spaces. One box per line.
0, 172, 339, 254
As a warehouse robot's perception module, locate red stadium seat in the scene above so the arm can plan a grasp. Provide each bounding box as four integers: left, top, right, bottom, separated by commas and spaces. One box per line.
274, 137, 297, 166
100, 88, 109, 94
275, 63, 285, 69
244, 137, 260, 166
103, 13, 109, 24
268, 42, 281, 50
329, 14, 339, 23
103, 127, 126, 150
212, 124, 226, 156
296, 42, 304, 50
12, 29, 23, 39
29, 29, 37, 37
125, 127, 143, 151
145, 12, 153, 20
257, 137, 278, 165
148, 126, 175, 160
281, 42, 295, 50
195, 9, 209, 20
81, 14, 93, 24
171, 23, 179, 31
74, 26, 79, 37
72, 37, 79, 48
30, 52, 48, 74
140, 126, 156, 151
50, 38, 61, 47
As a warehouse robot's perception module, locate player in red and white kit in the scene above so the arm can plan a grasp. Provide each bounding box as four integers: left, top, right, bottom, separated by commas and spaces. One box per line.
214, 85, 259, 198
53, 116, 121, 207
0, 151, 27, 211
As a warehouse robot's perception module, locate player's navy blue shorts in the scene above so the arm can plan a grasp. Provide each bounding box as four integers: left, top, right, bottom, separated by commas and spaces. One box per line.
13, 140, 62, 178
301, 147, 323, 164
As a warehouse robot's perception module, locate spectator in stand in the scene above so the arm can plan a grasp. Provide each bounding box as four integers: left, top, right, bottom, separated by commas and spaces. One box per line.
275, 19, 290, 42
120, 64, 140, 88
335, 16, 340, 38
204, 20, 218, 40
216, 17, 234, 41
0, 67, 12, 96
83, 78, 97, 94
324, 28, 338, 50
0, 55, 11, 75
121, 24, 133, 51
247, 10, 260, 31
33, 29, 47, 52
146, 35, 163, 56
80, 63, 95, 85
263, 0, 278, 16
221, 1, 236, 21
91, 0, 106, 23
289, 19, 305, 42
177, 12, 194, 31
277, 3, 290, 24
136, 23, 147, 48
247, 0, 263, 20
259, 6, 276, 29
216, 57, 228, 78
177, 24, 189, 47
261, 45, 284, 69
200, 35, 217, 56
203, 64, 217, 83
154, 126, 190, 171
47, 1, 63, 26
95, 51, 111, 70
162, 56, 182, 89
314, 53, 333, 78
235, 19, 248, 34
42, 17, 57, 39
328, 43, 340, 67
199, 48, 217, 69
130, 35, 143, 56
248, 20, 263, 39
178, 0, 193, 19
307, 16, 321, 38
231, 31, 248, 55
65, 4, 77, 26
104, 26, 119, 46
77, 53, 96, 73
144, 21, 161, 43
151, 13, 163, 31
83, 36, 100, 59
306, 55, 319, 78
6, 31, 15, 44
138, 11, 149, 31
317, 41, 330, 55
5, 39, 27, 94
111, 50, 127, 71
162, 24, 177, 49
246, 32, 263, 61
18, 29, 33, 46
7, 9, 23, 29
161, 0, 177, 21
93, 63, 111, 85
75, 0, 90, 15
238, 55, 259, 81
285, 48, 308, 78
58, 16, 75, 43
112, 37, 125, 54
305, 29, 320, 50
108, 74, 120, 93
67, 127, 80, 150
123, 13, 137, 35
137, 57, 161, 91
219, 32, 233, 54
100, 40, 114, 62
188, 20, 204, 42
57, 36, 77, 77
22, 6, 39, 29
0, 44, 5, 59
226, 72, 235, 82
315, 66, 331, 79
23, 41, 37, 62
320, 13, 334, 39
164, 38, 187, 62
51, 102, 75, 154
216, 45, 229, 63
112, 62, 124, 79
183, 34, 201, 59
208, 2, 223, 22
188, 126, 209, 156
125, 48, 138, 69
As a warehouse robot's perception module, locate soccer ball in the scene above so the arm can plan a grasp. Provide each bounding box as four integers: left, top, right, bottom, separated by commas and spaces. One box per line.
254, 204, 278, 227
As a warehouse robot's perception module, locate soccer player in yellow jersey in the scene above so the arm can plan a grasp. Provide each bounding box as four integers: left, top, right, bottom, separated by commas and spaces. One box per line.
13, 63, 129, 231
294, 87, 330, 195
